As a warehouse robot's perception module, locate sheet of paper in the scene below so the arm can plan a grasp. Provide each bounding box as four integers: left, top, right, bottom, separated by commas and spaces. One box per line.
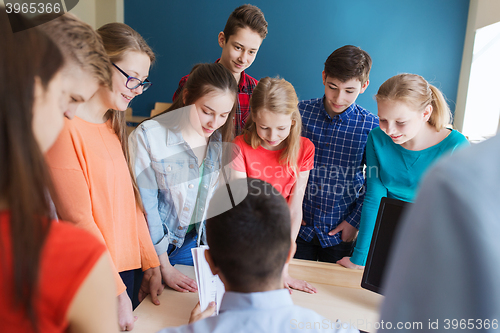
191, 245, 225, 315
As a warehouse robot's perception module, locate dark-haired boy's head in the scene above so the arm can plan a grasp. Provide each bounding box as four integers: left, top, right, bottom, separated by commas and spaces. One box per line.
321, 45, 371, 115
223, 4, 268, 41
218, 5, 267, 77
324, 45, 372, 84
206, 178, 291, 292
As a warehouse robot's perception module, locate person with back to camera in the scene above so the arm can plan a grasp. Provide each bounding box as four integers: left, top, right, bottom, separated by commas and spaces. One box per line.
0, 9, 118, 333
173, 4, 268, 135
157, 178, 359, 333
129, 63, 237, 294
45, 22, 162, 331
296, 45, 379, 264
231, 77, 317, 293
337, 73, 470, 269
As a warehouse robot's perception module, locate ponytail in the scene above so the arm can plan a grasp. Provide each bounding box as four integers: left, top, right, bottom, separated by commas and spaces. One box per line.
428, 84, 452, 130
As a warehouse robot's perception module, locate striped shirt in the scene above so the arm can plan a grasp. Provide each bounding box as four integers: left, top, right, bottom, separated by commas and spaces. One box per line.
299, 97, 379, 248
172, 59, 258, 136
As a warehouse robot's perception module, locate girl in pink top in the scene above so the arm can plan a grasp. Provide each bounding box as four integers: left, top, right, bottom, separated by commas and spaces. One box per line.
231, 77, 317, 294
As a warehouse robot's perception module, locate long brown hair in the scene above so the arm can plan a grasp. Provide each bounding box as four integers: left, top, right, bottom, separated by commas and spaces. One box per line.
0, 10, 64, 330
97, 23, 155, 209
160, 63, 238, 143
244, 77, 302, 176
376, 73, 452, 130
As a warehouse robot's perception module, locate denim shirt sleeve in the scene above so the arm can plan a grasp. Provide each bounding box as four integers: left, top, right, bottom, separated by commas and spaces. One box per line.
129, 125, 170, 256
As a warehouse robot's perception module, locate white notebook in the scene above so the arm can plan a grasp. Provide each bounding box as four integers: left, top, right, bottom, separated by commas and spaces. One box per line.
191, 245, 225, 315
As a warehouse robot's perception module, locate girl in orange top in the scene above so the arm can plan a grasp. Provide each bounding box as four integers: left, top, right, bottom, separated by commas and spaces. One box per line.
0, 11, 117, 333
46, 23, 161, 331
231, 77, 317, 294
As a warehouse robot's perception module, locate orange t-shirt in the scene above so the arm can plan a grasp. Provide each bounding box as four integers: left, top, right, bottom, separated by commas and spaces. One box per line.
232, 135, 315, 201
0, 212, 106, 332
45, 117, 159, 295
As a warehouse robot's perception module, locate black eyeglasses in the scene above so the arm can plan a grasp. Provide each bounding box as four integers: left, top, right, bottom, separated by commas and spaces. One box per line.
112, 63, 152, 92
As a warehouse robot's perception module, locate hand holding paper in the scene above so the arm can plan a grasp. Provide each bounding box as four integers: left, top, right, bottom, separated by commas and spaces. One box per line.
191, 246, 225, 315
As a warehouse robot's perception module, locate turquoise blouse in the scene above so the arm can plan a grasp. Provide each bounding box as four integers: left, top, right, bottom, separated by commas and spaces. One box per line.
350, 127, 469, 266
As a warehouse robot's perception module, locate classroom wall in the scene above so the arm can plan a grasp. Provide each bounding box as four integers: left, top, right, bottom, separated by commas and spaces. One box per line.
454, 0, 500, 132
474, 0, 500, 29
124, 0, 469, 118
70, 0, 96, 27
71, 0, 123, 29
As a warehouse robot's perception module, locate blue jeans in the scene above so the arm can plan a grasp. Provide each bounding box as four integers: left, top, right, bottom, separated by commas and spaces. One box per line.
167, 229, 197, 266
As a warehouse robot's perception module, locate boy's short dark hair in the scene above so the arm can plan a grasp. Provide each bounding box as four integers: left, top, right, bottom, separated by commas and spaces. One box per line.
206, 178, 290, 292
324, 45, 372, 84
223, 4, 268, 41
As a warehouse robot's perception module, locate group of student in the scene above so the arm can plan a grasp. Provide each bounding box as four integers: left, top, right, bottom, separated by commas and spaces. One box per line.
0, 2, 478, 333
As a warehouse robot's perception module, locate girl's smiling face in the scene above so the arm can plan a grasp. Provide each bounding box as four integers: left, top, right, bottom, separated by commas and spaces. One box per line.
109, 51, 151, 111
377, 99, 432, 147
253, 108, 294, 151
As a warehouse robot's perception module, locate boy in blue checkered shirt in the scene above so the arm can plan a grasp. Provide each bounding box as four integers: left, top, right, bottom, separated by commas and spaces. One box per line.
296, 45, 379, 264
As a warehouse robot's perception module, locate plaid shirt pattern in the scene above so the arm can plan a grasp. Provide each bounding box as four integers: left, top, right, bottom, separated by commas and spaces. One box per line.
299, 97, 379, 248
172, 60, 258, 136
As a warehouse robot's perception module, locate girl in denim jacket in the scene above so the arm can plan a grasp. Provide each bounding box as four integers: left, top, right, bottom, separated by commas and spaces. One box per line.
129, 63, 237, 293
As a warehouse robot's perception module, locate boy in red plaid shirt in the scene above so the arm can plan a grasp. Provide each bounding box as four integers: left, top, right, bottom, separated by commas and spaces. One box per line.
173, 4, 267, 135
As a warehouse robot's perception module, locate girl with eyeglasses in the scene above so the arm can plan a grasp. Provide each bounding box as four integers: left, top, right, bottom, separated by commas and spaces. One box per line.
0, 10, 118, 333
46, 23, 161, 331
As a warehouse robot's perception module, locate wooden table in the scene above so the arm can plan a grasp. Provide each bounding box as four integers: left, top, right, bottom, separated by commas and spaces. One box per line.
133, 259, 383, 332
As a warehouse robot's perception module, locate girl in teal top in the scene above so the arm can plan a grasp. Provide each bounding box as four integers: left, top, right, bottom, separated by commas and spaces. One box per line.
338, 73, 469, 268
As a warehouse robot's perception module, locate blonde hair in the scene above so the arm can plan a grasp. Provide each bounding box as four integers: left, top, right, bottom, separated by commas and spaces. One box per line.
35, 13, 112, 88
97, 23, 155, 210
244, 77, 302, 175
375, 73, 451, 130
